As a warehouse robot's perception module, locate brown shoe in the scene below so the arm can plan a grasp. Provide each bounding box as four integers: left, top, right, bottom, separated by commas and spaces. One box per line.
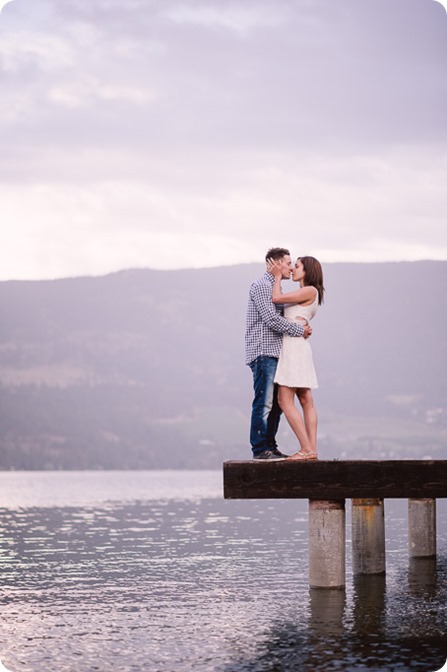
287, 451, 318, 461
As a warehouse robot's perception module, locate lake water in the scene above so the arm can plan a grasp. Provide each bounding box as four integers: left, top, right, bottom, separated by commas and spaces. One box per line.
0, 470, 446, 672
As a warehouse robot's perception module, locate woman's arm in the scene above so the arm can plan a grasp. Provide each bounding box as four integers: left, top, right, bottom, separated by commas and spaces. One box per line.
273, 286, 316, 305
267, 259, 316, 305
267, 259, 288, 303
271, 273, 283, 303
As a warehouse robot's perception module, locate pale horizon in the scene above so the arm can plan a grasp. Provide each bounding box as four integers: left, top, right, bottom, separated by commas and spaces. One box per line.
1, 256, 445, 284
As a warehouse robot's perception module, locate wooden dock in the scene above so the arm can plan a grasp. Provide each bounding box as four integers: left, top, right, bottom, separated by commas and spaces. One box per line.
223, 460, 447, 499
223, 460, 447, 588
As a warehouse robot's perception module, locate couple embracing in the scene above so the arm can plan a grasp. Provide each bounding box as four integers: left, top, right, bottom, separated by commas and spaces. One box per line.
245, 247, 325, 461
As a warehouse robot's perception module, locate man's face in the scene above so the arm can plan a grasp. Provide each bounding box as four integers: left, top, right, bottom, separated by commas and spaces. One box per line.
279, 255, 293, 279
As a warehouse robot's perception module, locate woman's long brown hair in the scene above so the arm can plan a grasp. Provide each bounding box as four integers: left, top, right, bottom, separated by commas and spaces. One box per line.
299, 256, 325, 305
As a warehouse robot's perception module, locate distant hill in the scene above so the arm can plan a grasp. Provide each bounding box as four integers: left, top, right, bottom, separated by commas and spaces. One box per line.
0, 261, 446, 469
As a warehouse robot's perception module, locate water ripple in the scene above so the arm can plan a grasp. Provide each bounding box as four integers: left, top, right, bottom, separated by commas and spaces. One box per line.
0, 476, 445, 671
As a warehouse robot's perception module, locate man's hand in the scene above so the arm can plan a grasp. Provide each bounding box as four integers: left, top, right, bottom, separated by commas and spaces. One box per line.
303, 324, 312, 339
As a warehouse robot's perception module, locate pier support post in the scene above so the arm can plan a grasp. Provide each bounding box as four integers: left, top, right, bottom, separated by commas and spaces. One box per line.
408, 498, 436, 558
308, 499, 345, 589
351, 498, 385, 575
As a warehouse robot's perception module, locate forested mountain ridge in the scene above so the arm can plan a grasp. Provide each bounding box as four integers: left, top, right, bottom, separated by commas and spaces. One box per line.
0, 261, 445, 468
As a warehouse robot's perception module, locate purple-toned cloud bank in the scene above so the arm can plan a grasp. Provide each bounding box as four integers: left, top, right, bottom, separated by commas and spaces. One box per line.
0, 0, 446, 279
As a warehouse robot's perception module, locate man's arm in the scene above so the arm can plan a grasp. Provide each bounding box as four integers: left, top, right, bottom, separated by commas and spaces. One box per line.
251, 282, 310, 338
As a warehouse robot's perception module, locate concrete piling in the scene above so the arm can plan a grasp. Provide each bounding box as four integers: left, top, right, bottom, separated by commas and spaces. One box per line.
351, 498, 386, 575
308, 499, 346, 589
408, 498, 436, 558
223, 460, 447, 589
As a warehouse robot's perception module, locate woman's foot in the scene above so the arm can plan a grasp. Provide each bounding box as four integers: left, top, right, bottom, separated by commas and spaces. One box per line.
287, 450, 318, 461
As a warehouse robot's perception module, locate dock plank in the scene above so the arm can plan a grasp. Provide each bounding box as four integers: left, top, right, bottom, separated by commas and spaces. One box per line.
223, 460, 447, 499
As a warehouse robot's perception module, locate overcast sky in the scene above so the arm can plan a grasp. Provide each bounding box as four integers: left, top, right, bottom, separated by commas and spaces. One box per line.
1, 0, 446, 280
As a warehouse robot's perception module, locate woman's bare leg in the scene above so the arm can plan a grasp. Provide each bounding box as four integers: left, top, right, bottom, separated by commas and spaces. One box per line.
277, 385, 312, 454
296, 388, 318, 455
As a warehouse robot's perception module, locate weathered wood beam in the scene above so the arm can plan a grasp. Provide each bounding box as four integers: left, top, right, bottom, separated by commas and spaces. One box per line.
223, 460, 447, 500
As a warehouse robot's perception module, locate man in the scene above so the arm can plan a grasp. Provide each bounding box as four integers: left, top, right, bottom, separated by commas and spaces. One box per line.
245, 247, 312, 460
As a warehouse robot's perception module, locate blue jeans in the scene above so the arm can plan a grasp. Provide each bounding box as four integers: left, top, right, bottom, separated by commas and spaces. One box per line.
249, 355, 282, 456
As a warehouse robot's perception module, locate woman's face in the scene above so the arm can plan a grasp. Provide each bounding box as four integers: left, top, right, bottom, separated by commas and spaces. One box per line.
292, 258, 305, 282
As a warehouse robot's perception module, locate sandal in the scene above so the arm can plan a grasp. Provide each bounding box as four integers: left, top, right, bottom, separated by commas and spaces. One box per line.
287, 451, 318, 461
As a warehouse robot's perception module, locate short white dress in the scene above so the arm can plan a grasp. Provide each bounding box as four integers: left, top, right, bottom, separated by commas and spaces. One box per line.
274, 288, 319, 389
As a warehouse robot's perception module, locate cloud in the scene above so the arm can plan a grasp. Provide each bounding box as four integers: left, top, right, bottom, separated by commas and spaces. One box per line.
0, 0, 446, 279
2, 0, 446, 155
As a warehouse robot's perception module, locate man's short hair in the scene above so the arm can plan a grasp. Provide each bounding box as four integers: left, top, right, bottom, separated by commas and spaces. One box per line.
265, 247, 290, 262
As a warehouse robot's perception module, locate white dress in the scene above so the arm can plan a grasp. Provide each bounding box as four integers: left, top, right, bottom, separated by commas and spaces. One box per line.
274, 288, 319, 389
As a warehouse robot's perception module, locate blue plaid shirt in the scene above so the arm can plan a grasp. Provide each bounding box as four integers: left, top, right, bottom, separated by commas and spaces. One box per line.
245, 272, 305, 365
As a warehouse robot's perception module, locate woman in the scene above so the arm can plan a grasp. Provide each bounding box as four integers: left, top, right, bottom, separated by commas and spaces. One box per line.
267, 256, 325, 460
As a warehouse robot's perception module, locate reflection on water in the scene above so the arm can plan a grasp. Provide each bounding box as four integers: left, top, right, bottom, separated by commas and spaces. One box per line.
220, 571, 446, 672
408, 558, 437, 598
310, 586, 347, 635
0, 472, 445, 671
